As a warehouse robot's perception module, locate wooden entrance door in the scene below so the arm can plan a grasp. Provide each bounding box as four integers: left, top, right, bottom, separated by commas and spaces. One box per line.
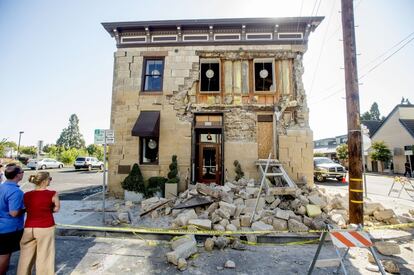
198, 143, 221, 184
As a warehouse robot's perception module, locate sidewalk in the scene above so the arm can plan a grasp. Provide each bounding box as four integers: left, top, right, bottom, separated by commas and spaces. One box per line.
8, 235, 414, 274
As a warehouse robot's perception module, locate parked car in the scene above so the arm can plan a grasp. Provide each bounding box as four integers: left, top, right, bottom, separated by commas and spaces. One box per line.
74, 157, 104, 171
313, 157, 346, 182
27, 158, 64, 170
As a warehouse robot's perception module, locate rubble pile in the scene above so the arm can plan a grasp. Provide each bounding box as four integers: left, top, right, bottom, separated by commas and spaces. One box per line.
109, 178, 414, 229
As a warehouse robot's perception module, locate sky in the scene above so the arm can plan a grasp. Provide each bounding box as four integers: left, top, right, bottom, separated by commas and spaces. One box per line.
0, 0, 413, 146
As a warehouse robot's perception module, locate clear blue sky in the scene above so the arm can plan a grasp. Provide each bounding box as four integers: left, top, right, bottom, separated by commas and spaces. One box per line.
1, 0, 413, 146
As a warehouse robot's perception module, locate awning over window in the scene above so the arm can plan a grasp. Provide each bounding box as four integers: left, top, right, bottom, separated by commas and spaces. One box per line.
131, 111, 160, 137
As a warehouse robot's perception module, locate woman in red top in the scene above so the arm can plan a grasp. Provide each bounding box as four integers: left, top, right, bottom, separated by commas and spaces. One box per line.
17, 171, 60, 275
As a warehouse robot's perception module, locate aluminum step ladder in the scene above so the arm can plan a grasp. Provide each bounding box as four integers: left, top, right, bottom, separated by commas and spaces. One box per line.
388, 176, 414, 200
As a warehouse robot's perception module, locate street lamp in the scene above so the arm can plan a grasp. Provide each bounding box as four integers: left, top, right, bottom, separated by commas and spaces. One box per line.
17, 131, 24, 159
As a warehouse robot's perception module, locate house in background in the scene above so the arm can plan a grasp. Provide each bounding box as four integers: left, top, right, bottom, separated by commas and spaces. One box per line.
313, 134, 348, 160
102, 17, 324, 196
365, 102, 414, 173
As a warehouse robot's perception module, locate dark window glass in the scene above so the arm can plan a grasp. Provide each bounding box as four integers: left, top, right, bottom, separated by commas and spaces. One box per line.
140, 137, 159, 164
200, 62, 220, 92
254, 62, 274, 91
143, 59, 164, 91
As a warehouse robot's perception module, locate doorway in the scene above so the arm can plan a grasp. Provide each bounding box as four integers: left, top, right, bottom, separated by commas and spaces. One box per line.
195, 131, 222, 184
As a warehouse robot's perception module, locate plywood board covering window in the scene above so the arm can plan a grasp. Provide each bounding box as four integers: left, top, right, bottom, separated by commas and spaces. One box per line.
257, 119, 273, 159
254, 59, 275, 92
200, 59, 220, 92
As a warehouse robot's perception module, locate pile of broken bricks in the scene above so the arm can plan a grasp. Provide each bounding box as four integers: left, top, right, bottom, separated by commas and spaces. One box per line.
104, 178, 414, 271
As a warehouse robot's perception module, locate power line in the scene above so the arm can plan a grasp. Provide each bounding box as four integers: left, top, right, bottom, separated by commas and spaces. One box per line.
310, 31, 414, 104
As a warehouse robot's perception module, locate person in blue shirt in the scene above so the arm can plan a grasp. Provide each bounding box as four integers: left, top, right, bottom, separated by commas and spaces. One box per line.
0, 164, 25, 275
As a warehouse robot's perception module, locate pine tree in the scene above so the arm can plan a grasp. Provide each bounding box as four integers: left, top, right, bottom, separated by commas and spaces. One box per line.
56, 114, 86, 149
369, 102, 381, 121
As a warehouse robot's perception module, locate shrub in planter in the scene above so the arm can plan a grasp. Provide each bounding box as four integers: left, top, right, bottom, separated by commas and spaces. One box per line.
147, 176, 168, 197
233, 160, 244, 181
167, 155, 179, 183
121, 164, 145, 201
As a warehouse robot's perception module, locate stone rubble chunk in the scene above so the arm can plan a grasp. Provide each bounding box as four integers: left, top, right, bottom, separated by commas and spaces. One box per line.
274, 208, 291, 220
295, 205, 307, 216
272, 218, 288, 231
364, 202, 385, 216
306, 204, 322, 217
383, 260, 400, 274
125, 201, 134, 208
303, 216, 313, 227
213, 224, 225, 231
310, 218, 326, 230
211, 213, 222, 224
375, 241, 401, 256
166, 235, 197, 266
188, 219, 212, 230
217, 209, 231, 220
365, 264, 379, 272
251, 221, 273, 231
233, 198, 245, 206
269, 198, 281, 209
288, 219, 309, 232
177, 258, 187, 271
141, 196, 160, 210
204, 238, 214, 251
240, 215, 252, 227
234, 205, 245, 218
219, 201, 237, 216
246, 187, 259, 197
214, 236, 229, 250
307, 194, 327, 208
226, 224, 237, 231
219, 219, 230, 227
224, 260, 236, 269
231, 219, 240, 228
174, 209, 198, 226
224, 182, 236, 190
171, 235, 196, 250
245, 198, 265, 210
265, 195, 276, 204
373, 209, 395, 221
206, 202, 219, 215
117, 212, 130, 223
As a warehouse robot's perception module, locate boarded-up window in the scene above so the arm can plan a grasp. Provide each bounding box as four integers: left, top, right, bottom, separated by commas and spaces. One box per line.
200, 59, 220, 92
276, 60, 292, 95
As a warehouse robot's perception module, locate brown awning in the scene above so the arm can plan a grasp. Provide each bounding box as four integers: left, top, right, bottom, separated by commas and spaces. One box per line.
131, 111, 160, 137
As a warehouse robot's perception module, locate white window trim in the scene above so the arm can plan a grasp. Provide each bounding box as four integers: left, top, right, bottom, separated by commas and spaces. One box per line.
200, 58, 221, 93
253, 58, 276, 93
151, 35, 178, 43
246, 33, 273, 40
183, 34, 209, 42
278, 32, 303, 40
121, 36, 147, 44
213, 33, 241, 41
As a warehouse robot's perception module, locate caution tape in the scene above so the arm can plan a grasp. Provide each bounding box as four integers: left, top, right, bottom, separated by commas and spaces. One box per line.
56, 222, 414, 236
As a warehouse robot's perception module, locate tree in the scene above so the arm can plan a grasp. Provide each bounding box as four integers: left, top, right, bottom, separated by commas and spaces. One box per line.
86, 144, 104, 161
369, 102, 381, 121
361, 102, 382, 121
20, 146, 37, 156
370, 141, 392, 172
121, 163, 145, 193
56, 114, 85, 149
336, 144, 348, 162
0, 140, 17, 157
313, 152, 325, 157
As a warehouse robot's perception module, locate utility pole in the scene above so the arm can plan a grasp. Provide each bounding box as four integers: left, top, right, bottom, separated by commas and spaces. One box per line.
341, 0, 363, 224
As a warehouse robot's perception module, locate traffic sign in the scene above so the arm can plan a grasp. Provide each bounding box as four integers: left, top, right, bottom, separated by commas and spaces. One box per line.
94, 129, 115, 144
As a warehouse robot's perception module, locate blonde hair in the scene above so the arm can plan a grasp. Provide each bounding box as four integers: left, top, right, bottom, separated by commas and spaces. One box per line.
28, 172, 50, 185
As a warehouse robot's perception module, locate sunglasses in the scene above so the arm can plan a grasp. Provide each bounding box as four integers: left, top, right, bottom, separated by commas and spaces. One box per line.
18, 171, 24, 174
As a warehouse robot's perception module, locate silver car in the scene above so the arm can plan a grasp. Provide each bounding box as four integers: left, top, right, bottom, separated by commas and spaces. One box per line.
27, 158, 64, 170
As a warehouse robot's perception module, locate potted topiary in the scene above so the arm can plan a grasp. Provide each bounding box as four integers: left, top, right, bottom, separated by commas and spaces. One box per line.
121, 163, 146, 202
234, 160, 245, 181
165, 155, 179, 198
146, 176, 168, 198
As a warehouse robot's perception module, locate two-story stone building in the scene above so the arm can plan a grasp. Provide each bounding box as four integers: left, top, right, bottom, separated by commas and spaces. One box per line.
102, 17, 323, 196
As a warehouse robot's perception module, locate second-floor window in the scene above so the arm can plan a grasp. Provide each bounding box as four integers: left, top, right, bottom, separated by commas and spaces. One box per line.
254, 59, 275, 92
200, 59, 220, 92
142, 58, 164, 92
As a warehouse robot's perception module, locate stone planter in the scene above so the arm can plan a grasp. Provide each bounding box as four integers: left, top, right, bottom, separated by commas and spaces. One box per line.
165, 183, 178, 199
124, 190, 144, 202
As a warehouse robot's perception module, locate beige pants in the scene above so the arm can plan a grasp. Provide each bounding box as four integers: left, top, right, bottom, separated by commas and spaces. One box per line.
17, 226, 55, 275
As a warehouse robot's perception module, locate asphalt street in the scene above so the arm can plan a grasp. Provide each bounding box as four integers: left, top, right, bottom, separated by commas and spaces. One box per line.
19, 167, 104, 200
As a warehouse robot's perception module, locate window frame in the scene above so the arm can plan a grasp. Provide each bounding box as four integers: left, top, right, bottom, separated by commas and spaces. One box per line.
139, 136, 159, 165
141, 57, 165, 93
253, 58, 276, 93
199, 58, 221, 93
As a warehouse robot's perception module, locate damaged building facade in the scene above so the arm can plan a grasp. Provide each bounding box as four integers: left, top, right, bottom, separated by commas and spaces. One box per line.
102, 17, 323, 196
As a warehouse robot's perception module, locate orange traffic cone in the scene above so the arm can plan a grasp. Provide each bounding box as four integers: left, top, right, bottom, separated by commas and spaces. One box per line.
342, 174, 347, 183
